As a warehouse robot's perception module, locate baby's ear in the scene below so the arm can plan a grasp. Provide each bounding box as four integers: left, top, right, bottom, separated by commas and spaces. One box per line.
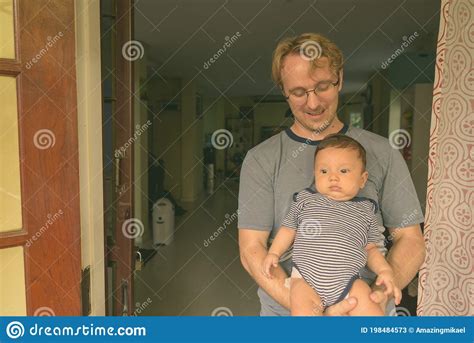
360, 171, 369, 188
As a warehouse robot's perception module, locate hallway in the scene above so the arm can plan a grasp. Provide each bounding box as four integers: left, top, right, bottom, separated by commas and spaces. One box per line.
134, 179, 260, 316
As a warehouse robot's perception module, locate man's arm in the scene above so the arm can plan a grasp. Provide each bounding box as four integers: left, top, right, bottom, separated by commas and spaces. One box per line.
386, 224, 426, 289
239, 228, 290, 309
239, 228, 359, 315
370, 224, 425, 304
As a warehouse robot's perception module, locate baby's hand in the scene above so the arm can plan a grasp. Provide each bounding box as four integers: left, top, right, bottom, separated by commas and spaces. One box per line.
376, 269, 402, 305
262, 253, 279, 278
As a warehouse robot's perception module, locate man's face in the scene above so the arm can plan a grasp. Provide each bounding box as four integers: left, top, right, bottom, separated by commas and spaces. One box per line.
280, 54, 342, 137
314, 147, 368, 201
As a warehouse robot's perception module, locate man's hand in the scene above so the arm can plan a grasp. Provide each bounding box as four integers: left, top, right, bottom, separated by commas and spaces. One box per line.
324, 297, 358, 316
262, 253, 279, 278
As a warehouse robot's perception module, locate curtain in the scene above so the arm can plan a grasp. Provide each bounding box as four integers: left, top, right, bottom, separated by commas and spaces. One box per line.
417, 0, 473, 316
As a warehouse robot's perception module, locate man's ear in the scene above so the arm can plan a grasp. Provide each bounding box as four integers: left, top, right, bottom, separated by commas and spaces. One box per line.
338, 70, 344, 91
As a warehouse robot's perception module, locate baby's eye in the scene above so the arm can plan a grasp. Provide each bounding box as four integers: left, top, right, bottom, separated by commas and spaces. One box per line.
320, 169, 327, 174
340, 169, 349, 173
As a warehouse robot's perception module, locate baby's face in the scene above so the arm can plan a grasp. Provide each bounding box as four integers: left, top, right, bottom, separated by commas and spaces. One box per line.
314, 147, 368, 201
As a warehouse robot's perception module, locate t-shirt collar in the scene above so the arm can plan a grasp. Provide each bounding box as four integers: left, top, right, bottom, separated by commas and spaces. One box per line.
285, 124, 349, 146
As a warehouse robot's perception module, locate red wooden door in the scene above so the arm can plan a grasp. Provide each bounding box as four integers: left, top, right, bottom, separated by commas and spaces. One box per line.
101, 0, 135, 316
0, 0, 82, 315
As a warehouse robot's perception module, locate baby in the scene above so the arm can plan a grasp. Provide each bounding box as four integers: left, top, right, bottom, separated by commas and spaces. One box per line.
262, 134, 401, 316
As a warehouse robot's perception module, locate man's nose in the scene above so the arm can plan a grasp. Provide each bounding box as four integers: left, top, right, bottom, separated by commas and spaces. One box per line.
305, 91, 321, 110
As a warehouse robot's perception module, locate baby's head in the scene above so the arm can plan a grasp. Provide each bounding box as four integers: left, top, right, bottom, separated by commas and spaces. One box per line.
314, 134, 368, 201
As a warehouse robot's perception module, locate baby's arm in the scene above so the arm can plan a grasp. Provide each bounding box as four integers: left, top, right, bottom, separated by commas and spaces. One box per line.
366, 243, 402, 304
261, 227, 296, 278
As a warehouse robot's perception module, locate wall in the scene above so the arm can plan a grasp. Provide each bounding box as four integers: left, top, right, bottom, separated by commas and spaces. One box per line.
387, 52, 436, 89
150, 77, 183, 200
181, 78, 203, 202
410, 84, 433, 211
370, 73, 391, 137
418, 0, 473, 316
75, 0, 105, 315
149, 76, 204, 202
388, 89, 402, 135
202, 97, 225, 173
133, 56, 150, 245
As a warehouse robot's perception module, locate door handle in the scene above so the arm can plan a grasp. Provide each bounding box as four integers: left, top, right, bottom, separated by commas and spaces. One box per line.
121, 278, 129, 316
114, 150, 125, 192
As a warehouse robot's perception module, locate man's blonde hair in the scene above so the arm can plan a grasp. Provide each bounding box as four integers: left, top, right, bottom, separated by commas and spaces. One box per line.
271, 33, 344, 88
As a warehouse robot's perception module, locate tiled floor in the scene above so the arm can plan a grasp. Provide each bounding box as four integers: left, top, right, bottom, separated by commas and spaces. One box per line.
134, 179, 261, 316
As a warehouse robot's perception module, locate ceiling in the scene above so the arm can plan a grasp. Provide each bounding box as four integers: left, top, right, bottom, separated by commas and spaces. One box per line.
134, 0, 441, 97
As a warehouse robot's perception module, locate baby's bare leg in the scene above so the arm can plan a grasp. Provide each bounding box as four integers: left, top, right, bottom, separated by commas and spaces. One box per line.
347, 279, 384, 316
290, 278, 324, 316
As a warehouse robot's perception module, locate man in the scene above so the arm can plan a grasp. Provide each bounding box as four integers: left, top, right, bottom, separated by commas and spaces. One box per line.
238, 33, 426, 316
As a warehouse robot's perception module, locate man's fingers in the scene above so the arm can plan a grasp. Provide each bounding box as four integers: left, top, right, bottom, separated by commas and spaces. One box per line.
324, 297, 357, 316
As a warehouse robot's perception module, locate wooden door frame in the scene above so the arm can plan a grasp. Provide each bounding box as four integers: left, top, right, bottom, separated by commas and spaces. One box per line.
102, 0, 135, 316
0, 0, 82, 315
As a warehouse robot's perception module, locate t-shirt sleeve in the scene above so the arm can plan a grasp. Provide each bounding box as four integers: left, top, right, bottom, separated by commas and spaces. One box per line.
367, 213, 381, 244
237, 151, 274, 231
379, 147, 424, 228
280, 194, 300, 230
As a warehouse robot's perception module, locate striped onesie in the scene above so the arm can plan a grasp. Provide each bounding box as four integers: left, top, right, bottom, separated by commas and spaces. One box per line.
281, 188, 380, 308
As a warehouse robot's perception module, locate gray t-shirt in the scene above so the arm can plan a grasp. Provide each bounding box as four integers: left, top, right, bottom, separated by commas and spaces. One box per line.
238, 125, 424, 312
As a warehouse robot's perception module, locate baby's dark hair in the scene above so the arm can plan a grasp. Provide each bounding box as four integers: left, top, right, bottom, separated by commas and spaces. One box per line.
314, 134, 367, 169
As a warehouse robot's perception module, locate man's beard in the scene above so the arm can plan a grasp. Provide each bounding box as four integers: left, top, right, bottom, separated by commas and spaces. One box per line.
312, 113, 335, 135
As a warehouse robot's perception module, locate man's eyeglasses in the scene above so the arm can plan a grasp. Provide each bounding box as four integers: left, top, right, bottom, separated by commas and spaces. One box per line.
284, 79, 340, 104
